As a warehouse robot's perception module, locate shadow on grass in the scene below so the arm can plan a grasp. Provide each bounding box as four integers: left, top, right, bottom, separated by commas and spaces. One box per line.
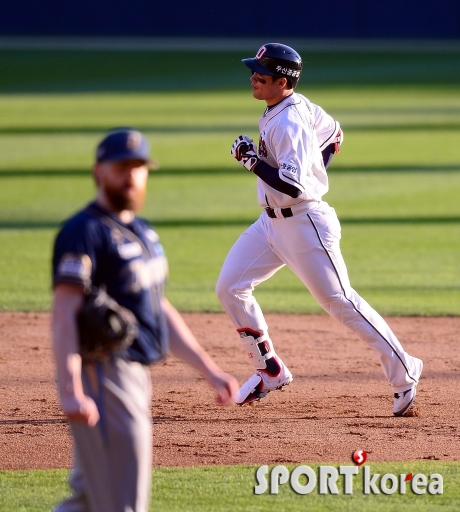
0, 125, 255, 136
1, 164, 460, 178
1, 123, 460, 136
1, 216, 460, 230
1, 50, 460, 94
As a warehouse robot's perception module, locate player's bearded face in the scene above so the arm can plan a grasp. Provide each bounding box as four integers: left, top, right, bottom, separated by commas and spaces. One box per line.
99, 160, 148, 212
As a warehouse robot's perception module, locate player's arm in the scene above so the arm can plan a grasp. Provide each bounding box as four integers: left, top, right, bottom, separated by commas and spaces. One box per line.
311, 102, 343, 169
252, 160, 301, 197
52, 283, 99, 426
161, 298, 238, 404
321, 129, 343, 169
230, 135, 301, 198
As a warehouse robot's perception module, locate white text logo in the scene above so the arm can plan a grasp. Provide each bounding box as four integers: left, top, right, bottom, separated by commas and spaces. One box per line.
254, 465, 443, 495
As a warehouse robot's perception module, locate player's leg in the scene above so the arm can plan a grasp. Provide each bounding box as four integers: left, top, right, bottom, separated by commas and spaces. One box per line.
272, 203, 422, 414
54, 450, 91, 511
103, 359, 152, 511
216, 217, 293, 404
216, 217, 284, 333
57, 359, 152, 512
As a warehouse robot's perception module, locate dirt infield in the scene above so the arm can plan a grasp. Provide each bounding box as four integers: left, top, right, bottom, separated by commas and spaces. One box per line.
1, 312, 459, 470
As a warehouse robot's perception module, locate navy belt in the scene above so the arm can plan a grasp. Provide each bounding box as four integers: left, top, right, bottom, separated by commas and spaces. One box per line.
265, 207, 293, 219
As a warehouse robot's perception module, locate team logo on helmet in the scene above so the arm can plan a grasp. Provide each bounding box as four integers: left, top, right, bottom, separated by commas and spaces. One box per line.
275, 65, 301, 78
256, 46, 267, 59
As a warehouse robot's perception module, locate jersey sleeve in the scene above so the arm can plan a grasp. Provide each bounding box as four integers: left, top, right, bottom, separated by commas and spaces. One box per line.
252, 159, 302, 198
267, 116, 308, 194
311, 102, 341, 150
52, 216, 101, 289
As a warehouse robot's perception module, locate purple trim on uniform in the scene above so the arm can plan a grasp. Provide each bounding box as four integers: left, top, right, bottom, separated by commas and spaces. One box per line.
263, 96, 301, 120
265, 93, 294, 113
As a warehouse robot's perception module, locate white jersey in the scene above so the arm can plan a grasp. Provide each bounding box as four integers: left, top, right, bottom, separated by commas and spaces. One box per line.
256, 92, 340, 208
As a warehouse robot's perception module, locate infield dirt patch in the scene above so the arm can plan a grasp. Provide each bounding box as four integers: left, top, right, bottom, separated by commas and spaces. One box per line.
0, 312, 459, 470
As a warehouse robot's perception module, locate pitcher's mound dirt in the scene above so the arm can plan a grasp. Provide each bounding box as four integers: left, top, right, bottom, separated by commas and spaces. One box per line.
1, 312, 459, 470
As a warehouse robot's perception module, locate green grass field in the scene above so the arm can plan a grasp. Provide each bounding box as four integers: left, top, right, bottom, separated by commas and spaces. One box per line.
1, 462, 459, 511
0, 46, 459, 510
0, 50, 459, 313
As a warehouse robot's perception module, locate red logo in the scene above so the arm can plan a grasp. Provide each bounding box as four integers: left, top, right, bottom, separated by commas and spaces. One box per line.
258, 136, 268, 158
352, 450, 367, 466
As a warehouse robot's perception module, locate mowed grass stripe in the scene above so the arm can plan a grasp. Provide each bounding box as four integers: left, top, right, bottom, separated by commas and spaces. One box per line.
1, 171, 459, 223
2, 222, 457, 314
0, 128, 459, 172
1, 51, 460, 93
1, 85, 459, 129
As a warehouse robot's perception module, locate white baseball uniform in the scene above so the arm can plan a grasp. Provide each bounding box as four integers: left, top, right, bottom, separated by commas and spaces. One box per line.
216, 91, 421, 395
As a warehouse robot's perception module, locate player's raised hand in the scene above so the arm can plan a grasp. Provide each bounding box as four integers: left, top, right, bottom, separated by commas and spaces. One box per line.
231, 135, 260, 171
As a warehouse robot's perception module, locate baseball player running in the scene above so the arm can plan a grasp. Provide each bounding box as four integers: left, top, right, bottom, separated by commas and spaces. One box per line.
52, 129, 237, 512
215, 43, 423, 416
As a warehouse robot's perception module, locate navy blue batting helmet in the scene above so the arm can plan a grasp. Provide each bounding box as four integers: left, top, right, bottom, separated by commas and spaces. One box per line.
242, 43, 303, 88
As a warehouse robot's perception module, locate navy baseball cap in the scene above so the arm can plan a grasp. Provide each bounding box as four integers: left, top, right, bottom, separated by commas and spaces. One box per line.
96, 129, 152, 164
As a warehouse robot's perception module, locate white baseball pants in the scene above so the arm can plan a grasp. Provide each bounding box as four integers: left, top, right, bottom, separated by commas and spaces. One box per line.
216, 201, 420, 392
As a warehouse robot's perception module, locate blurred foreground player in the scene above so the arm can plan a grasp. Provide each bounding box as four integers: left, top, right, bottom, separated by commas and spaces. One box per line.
52, 129, 238, 512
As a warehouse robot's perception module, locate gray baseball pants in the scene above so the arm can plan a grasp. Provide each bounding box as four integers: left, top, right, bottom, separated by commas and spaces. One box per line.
54, 358, 152, 512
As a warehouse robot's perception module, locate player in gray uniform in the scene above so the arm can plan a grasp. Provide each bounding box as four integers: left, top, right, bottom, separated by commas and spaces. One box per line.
215, 43, 422, 416
52, 129, 238, 512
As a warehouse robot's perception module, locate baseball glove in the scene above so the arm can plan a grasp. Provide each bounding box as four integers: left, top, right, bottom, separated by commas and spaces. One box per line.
77, 286, 138, 361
